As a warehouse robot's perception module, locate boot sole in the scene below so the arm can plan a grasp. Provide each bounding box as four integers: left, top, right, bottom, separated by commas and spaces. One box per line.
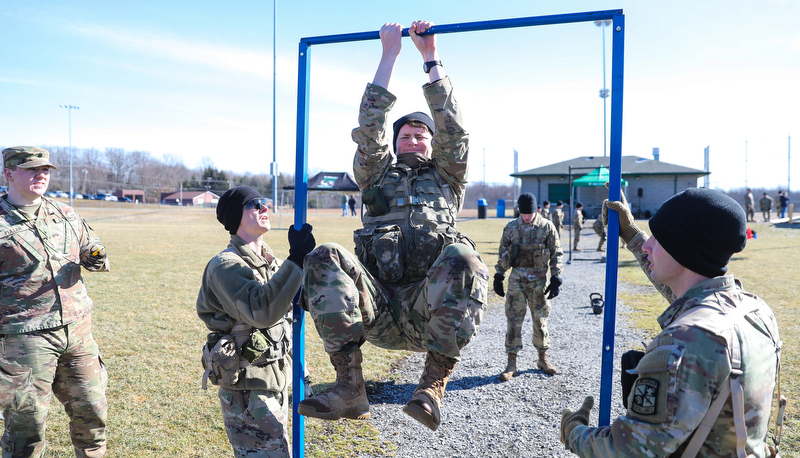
499, 371, 516, 381
297, 404, 370, 421
402, 402, 439, 431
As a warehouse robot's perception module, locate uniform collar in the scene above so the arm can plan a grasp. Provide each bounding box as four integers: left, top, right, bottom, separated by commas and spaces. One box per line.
657, 275, 737, 329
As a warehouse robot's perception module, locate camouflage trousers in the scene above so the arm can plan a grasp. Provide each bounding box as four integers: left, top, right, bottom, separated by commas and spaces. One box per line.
573, 226, 582, 248
593, 226, 607, 249
0, 313, 107, 458
504, 271, 551, 354
218, 387, 289, 457
302, 242, 488, 360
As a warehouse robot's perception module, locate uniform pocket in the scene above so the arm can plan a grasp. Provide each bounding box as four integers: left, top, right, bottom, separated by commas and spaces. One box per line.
626, 344, 683, 424
372, 225, 403, 283
0, 358, 36, 412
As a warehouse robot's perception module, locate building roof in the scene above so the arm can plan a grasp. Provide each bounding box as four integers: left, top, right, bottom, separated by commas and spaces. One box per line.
283, 171, 360, 191
161, 190, 220, 200
512, 155, 709, 178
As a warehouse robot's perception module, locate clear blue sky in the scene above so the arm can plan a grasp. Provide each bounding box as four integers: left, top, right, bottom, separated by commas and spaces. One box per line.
2, 0, 798, 191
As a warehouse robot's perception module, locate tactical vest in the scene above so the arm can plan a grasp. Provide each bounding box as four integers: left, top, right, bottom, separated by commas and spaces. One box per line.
508, 219, 550, 273
355, 162, 475, 284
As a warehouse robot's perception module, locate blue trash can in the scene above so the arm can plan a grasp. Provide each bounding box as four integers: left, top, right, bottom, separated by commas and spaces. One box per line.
477, 198, 488, 219
497, 199, 506, 218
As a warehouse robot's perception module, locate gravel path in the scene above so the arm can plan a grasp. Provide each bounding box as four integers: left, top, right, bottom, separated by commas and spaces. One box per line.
358, 228, 650, 457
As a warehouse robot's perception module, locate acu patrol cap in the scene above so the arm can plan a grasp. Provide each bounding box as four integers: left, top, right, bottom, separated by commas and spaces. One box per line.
3, 146, 59, 170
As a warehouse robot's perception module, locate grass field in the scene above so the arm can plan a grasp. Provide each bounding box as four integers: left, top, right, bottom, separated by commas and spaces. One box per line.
10, 205, 798, 457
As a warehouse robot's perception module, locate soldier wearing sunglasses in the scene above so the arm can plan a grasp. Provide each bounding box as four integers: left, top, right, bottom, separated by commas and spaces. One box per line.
196, 186, 315, 456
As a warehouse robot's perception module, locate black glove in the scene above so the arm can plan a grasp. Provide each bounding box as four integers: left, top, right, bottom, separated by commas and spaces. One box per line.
560, 396, 594, 449
81, 244, 106, 270
493, 273, 505, 297
545, 276, 562, 299
287, 223, 315, 266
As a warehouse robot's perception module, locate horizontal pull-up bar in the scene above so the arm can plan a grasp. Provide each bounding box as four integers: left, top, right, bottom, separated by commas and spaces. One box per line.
300, 9, 623, 46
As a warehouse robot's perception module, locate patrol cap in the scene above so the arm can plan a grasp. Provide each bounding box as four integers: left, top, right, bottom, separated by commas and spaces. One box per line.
3, 146, 58, 170
648, 188, 746, 278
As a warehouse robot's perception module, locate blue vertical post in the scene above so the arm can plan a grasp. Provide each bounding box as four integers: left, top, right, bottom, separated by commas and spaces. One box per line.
292, 41, 311, 458
598, 12, 625, 427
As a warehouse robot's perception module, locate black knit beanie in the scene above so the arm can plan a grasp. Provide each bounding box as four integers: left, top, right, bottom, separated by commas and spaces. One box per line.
518, 193, 537, 214
648, 188, 746, 278
216, 186, 263, 235
392, 111, 435, 152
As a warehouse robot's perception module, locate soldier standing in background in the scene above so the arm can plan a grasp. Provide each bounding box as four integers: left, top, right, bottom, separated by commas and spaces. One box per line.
541, 200, 551, 220
297, 20, 488, 432
759, 192, 773, 222
0, 146, 109, 457
341, 194, 348, 216
197, 186, 315, 457
592, 217, 607, 252
573, 202, 585, 251
552, 201, 565, 239
493, 193, 563, 379
561, 188, 782, 457
744, 188, 755, 222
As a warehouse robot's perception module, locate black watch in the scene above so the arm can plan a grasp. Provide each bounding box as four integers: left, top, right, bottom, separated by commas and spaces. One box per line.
423, 60, 442, 73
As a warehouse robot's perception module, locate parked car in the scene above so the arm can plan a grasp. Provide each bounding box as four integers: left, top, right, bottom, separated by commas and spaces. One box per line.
121, 197, 133, 203
94, 193, 118, 201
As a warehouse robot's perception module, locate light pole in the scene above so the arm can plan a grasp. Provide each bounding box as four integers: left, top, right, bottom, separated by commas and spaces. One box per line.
271, 0, 279, 212
59, 105, 79, 206
595, 20, 612, 157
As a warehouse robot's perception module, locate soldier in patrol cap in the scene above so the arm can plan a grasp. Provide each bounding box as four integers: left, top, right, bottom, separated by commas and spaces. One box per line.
196, 186, 315, 456
494, 193, 563, 379
560, 188, 782, 457
1, 146, 110, 456
297, 20, 488, 432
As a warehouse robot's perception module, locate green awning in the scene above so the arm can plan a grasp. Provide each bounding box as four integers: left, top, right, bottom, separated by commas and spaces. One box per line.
573, 166, 628, 187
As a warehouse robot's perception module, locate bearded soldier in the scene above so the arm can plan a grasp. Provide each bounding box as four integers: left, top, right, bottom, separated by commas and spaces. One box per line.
297, 20, 488, 432
560, 188, 782, 457
493, 193, 564, 379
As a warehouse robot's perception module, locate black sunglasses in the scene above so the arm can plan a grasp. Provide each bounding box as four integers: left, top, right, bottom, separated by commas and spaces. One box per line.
244, 198, 270, 211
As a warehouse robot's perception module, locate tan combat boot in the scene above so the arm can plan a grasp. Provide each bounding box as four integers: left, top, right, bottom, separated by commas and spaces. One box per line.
537, 350, 558, 375
403, 352, 457, 431
499, 353, 517, 381
297, 349, 370, 420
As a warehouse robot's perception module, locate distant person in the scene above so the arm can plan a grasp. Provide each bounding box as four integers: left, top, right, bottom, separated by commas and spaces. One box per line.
197, 186, 315, 456
778, 191, 789, 218
297, 20, 488, 432
348, 194, 357, 216
561, 188, 781, 457
573, 202, 584, 251
341, 194, 348, 216
552, 201, 564, 239
744, 188, 755, 222
759, 192, 773, 222
1, 146, 110, 456
592, 216, 607, 252
494, 193, 563, 379
541, 200, 551, 220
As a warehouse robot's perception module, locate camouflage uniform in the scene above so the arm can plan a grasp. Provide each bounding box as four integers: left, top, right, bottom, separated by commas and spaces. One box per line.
495, 214, 563, 354
744, 191, 755, 222
592, 218, 606, 251
573, 208, 584, 249
302, 77, 488, 361
551, 207, 564, 238
0, 196, 108, 457
567, 232, 781, 457
197, 235, 302, 457
759, 195, 773, 222
541, 207, 551, 221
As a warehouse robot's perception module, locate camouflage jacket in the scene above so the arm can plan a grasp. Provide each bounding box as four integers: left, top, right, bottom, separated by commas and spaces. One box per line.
552, 208, 564, 230
574, 209, 584, 227
350, 78, 472, 284
0, 196, 105, 334
759, 196, 773, 211
744, 192, 755, 208
569, 232, 781, 457
495, 214, 563, 280
196, 235, 302, 391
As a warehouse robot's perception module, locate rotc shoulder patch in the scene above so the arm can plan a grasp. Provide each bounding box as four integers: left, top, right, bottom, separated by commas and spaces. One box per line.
631, 378, 659, 415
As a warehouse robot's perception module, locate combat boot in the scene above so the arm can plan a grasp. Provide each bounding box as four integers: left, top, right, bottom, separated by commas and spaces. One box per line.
499, 353, 517, 381
403, 352, 457, 431
297, 349, 370, 420
573, 246, 581, 251
537, 350, 558, 375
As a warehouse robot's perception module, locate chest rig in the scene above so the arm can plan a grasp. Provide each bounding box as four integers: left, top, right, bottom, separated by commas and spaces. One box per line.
355, 162, 474, 284
508, 217, 550, 275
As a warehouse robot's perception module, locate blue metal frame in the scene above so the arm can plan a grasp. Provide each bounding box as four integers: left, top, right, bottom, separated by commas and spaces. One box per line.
293, 10, 624, 455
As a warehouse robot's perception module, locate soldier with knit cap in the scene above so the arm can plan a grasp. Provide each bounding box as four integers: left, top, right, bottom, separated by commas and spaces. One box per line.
560, 187, 782, 457
297, 20, 488, 432
494, 193, 563, 379
197, 186, 315, 456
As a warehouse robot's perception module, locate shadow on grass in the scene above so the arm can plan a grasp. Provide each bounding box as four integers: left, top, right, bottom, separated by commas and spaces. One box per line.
363, 373, 509, 406
773, 222, 800, 230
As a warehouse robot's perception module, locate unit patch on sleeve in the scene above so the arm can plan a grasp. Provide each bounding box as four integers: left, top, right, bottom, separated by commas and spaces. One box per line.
631, 378, 659, 415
